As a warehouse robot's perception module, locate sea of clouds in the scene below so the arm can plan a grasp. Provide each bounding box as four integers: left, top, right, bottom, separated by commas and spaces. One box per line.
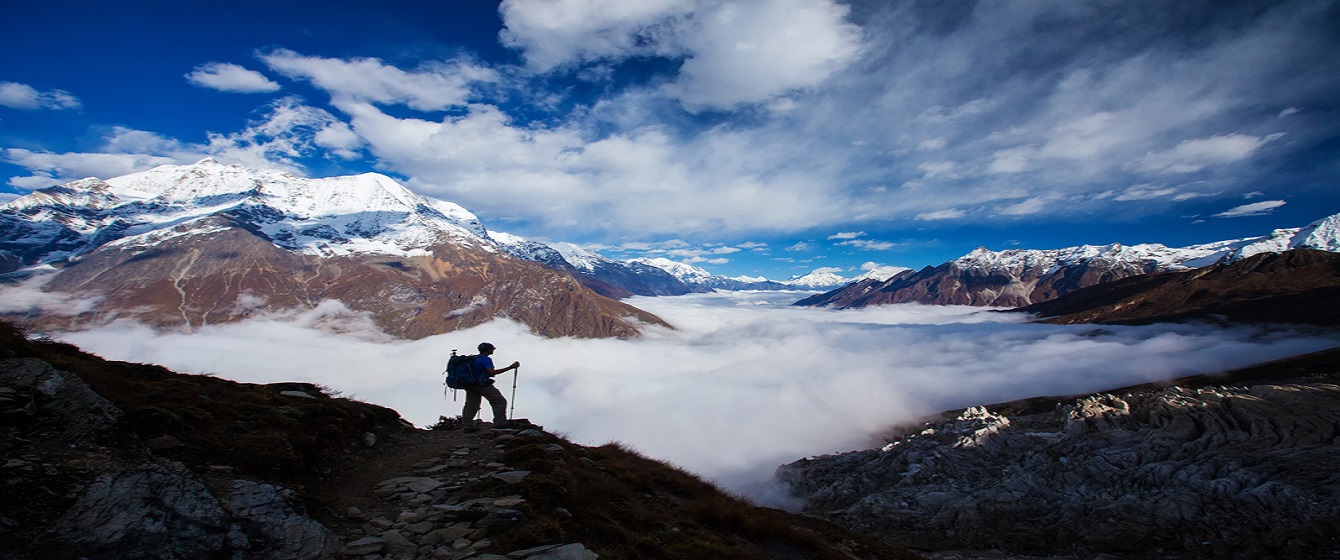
20, 288, 1340, 504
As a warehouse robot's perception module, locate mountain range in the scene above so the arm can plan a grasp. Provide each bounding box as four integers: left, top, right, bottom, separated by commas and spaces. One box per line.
0, 159, 885, 340
0, 159, 666, 339
797, 211, 1340, 309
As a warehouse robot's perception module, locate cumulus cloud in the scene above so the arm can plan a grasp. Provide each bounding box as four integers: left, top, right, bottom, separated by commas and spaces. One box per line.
1214, 200, 1287, 218
261, 49, 497, 111
2, 98, 349, 188
185, 62, 281, 93
37, 291, 1339, 501
0, 81, 80, 110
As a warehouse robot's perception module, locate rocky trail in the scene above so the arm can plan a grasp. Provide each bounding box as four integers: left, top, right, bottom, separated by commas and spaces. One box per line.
307, 420, 603, 560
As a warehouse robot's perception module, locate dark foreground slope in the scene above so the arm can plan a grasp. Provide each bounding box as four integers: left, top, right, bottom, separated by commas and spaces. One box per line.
1017, 248, 1340, 327
779, 345, 1340, 560
0, 321, 918, 560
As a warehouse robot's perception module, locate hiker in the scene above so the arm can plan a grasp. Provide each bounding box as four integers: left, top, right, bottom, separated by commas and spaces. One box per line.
462, 342, 519, 431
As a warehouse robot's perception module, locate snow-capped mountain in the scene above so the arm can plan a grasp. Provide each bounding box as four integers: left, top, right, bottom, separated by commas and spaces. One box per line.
1, 158, 490, 267
0, 159, 667, 338
630, 258, 793, 291
798, 211, 1340, 309
492, 234, 696, 298
781, 269, 854, 290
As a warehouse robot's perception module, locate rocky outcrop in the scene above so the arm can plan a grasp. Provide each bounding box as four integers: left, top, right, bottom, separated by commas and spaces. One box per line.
1, 357, 339, 560
332, 430, 600, 560
778, 381, 1340, 558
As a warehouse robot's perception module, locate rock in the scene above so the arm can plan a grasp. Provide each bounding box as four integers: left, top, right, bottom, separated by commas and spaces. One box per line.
509, 543, 598, 559
779, 382, 1340, 557
279, 390, 315, 399
223, 479, 340, 559
381, 529, 416, 554
405, 520, 436, 534
423, 525, 474, 546
143, 434, 186, 451
50, 465, 229, 558
491, 471, 531, 485
345, 536, 386, 555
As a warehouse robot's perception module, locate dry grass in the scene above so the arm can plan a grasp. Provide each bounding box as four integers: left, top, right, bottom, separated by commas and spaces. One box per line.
486, 438, 922, 559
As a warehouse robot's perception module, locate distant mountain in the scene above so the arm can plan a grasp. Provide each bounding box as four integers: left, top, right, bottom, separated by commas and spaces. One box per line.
797, 211, 1340, 309
491, 233, 697, 298
780, 269, 852, 290
630, 257, 793, 291
1017, 248, 1340, 326
0, 159, 668, 338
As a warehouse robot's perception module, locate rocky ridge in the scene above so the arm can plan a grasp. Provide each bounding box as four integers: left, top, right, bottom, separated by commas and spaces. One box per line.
777, 349, 1340, 559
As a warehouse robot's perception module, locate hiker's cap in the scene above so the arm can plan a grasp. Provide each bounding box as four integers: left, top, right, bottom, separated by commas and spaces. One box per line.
478, 342, 495, 352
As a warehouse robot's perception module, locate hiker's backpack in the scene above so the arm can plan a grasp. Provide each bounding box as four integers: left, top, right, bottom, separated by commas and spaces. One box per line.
444, 351, 486, 389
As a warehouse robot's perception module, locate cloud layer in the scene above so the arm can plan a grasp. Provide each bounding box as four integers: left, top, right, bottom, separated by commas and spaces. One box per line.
40, 290, 1340, 502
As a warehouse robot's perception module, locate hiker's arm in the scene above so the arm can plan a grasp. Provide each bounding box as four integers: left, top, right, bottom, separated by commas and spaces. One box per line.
486, 361, 520, 376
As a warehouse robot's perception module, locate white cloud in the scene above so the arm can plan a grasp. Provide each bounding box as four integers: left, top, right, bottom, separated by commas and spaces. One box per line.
0, 273, 102, 315
499, 0, 691, 71
261, 49, 496, 111
332, 100, 847, 236
1113, 185, 1179, 201
836, 238, 896, 251
1213, 200, 1287, 218
1135, 133, 1285, 175
662, 0, 864, 110
827, 231, 863, 240
0, 81, 80, 110
2, 98, 347, 188
915, 209, 966, 221
500, 0, 864, 110
185, 62, 281, 93
39, 291, 1340, 503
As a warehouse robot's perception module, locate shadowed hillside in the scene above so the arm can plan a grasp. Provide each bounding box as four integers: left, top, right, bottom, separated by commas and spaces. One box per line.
0, 320, 919, 560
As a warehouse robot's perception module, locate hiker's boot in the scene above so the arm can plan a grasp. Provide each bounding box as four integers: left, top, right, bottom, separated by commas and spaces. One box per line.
463, 419, 481, 433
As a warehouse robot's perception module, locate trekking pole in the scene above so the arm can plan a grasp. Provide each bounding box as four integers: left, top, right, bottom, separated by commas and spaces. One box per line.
509, 365, 519, 420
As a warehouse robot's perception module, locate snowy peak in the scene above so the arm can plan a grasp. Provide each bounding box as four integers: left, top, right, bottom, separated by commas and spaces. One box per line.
782, 269, 851, 290
800, 209, 1340, 309
630, 258, 716, 284
2, 159, 494, 265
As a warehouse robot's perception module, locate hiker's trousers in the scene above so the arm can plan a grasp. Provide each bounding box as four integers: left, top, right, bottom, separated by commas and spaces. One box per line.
462, 384, 508, 424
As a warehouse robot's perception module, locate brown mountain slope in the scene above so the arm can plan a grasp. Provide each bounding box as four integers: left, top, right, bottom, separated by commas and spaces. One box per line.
26, 216, 668, 339
1017, 248, 1340, 326
0, 321, 920, 560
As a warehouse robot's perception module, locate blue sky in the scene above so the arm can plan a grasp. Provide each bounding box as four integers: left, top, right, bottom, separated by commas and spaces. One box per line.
2, 0, 1339, 280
